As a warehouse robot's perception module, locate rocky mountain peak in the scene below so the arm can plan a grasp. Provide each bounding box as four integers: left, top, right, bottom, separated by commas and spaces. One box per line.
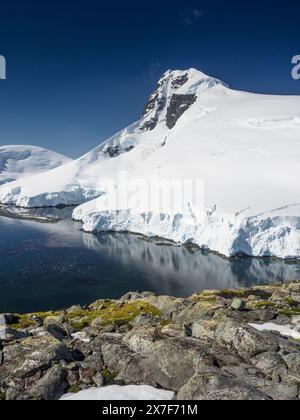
140, 68, 225, 131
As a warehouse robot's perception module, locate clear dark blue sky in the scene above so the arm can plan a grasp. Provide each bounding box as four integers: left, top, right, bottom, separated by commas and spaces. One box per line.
0, 0, 299, 158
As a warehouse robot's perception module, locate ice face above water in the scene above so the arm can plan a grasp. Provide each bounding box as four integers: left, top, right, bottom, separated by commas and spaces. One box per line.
1, 69, 300, 258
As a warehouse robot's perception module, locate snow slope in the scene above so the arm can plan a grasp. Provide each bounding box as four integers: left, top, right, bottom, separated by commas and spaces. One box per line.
0, 145, 71, 185
1, 69, 300, 258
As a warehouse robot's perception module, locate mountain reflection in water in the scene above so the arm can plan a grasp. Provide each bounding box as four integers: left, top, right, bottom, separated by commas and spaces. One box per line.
0, 208, 299, 313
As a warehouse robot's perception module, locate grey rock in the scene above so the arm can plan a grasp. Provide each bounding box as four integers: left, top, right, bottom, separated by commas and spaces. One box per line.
283, 353, 300, 382
45, 324, 68, 341
0, 335, 73, 383
79, 367, 97, 385
6, 387, 30, 401
93, 373, 104, 387
43, 315, 65, 328
291, 293, 300, 303
259, 383, 299, 401
67, 369, 80, 387
192, 320, 217, 340
31, 364, 68, 400
102, 341, 137, 375
215, 320, 279, 360
3, 314, 20, 325
80, 354, 103, 372
251, 352, 288, 382
231, 299, 246, 311
177, 368, 269, 400
4, 328, 30, 341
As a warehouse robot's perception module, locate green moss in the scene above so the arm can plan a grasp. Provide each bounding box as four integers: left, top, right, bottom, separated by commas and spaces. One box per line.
250, 301, 276, 309
0, 391, 6, 400
218, 289, 272, 300
160, 320, 171, 327
101, 369, 118, 384
285, 297, 299, 307
10, 311, 61, 330
200, 291, 218, 297
65, 301, 162, 331
67, 385, 81, 394
10, 315, 33, 330
280, 308, 300, 317
195, 291, 220, 303
198, 296, 219, 303
218, 289, 249, 299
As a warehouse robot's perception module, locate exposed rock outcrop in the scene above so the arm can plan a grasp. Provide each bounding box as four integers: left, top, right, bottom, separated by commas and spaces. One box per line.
0, 281, 300, 400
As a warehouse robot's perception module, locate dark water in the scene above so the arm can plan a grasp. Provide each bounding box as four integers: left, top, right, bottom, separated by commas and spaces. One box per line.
0, 208, 300, 314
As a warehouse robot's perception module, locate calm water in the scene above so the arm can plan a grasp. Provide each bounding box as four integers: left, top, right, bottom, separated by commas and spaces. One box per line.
0, 208, 300, 313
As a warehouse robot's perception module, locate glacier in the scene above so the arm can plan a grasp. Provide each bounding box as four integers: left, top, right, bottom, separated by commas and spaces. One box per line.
1, 68, 300, 258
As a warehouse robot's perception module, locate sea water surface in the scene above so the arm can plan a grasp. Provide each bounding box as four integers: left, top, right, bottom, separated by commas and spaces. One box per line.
0, 207, 300, 313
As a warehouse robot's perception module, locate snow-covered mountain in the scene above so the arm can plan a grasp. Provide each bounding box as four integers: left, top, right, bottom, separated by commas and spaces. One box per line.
1, 68, 300, 258
0, 145, 72, 185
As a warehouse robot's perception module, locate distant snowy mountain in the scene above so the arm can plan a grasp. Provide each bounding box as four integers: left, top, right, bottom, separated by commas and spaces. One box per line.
0, 145, 71, 185
1, 69, 300, 258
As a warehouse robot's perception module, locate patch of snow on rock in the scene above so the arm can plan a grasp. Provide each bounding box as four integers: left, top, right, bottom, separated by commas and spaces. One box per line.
249, 323, 300, 340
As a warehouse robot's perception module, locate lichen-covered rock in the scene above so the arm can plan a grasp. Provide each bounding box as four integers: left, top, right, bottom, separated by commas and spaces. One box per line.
44, 315, 65, 328
30, 364, 68, 400
259, 383, 299, 401
231, 299, 246, 311
177, 368, 270, 401
0, 335, 73, 385
1, 281, 300, 400
215, 320, 279, 359
251, 352, 288, 382
192, 320, 218, 340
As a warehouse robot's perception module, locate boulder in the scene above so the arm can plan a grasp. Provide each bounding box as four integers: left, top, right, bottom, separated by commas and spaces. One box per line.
251, 352, 288, 382
30, 364, 68, 400
215, 320, 279, 360
0, 335, 73, 384
177, 368, 269, 400
231, 299, 246, 311
192, 320, 218, 340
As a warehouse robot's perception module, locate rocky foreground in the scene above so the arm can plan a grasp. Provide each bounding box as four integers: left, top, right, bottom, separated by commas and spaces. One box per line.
1, 281, 300, 400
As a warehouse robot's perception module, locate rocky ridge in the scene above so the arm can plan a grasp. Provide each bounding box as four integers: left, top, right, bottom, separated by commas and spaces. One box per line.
1, 281, 300, 400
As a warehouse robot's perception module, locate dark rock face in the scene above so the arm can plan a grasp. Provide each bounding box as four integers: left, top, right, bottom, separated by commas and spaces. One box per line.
140, 85, 166, 132
140, 72, 193, 132
104, 146, 120, 158
125, 145, 135, 153
103, 144, 135, 159
140, 117, 158, 132
141, 78, 167, 120
0, 281, 300, 400
166, 94, 197, 129
142, 93, 167, 119
171, 73, 189, 89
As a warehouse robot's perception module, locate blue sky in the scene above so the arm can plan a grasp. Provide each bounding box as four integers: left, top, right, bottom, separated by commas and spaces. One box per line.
0, 0, 299, 158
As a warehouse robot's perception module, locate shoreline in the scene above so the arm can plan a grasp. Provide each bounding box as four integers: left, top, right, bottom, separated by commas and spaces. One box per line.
1, 206, 300, 263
